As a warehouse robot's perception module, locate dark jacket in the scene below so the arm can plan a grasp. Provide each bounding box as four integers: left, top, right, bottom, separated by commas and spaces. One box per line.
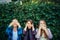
23, 28, 36, 40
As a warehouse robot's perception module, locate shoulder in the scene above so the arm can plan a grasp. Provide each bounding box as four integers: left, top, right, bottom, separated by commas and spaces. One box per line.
47, 28, 51, 31
6, 26, 12, 30
47, 28, 50, 30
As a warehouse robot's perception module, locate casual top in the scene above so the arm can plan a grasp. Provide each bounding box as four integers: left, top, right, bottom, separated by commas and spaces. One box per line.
12, 30, 18, 40
23, 28, 36, 40
6, 26, 22, 40
35, 28, 53, 40
39, 32, 48, 40
27, 29, 31, 40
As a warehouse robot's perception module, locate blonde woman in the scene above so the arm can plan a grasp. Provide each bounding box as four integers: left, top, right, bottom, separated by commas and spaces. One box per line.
23, 19, 36, 40
35, 20, 53, 40
6, 19, 22, 40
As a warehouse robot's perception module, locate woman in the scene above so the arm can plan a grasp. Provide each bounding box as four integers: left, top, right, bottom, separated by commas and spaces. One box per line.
35, 20, 53, 40
6, 19, 22, 40
23, 19, 36, 40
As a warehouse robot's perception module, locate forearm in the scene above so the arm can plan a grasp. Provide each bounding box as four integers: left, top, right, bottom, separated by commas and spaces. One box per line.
32, 30, 36, 35
44, 29, 53, 39
6, 26, 11, 35
18, 27, 22, 34
23, 30, 27, 34
35, 29, 41, 38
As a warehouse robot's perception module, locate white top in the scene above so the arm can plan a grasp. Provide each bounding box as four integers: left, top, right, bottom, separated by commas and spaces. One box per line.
12, 30, 18, 40
35, 28, 53, 40
40, 32, 48, 40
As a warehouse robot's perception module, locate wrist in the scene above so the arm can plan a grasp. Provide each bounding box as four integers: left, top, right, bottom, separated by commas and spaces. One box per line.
24, 27, 27, 31
24, 28, 26, 31
19, 25, 21, 28
8, 25, 11, 27
32, 28, 35, 31
44, 28, 47, 31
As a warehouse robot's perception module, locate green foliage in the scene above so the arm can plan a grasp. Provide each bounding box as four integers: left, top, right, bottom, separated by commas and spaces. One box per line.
0, 2, 60, 40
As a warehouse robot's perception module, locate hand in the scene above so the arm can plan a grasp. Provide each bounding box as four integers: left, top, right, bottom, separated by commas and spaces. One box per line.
32, 24, 35, 31
41, 26, 46, 31
26, 23, 28, 27
9, 22, 13, 27
24, 23, 28, 31
17, 22, 21, 28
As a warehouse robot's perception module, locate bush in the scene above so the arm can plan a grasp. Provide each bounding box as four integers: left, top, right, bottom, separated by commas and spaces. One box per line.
0, 2, 60, 40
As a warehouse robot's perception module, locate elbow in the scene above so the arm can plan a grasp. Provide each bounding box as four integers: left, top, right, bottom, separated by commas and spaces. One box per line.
35, 34, 40, 38
48, 35, 53, 39
19, 30, 23, 34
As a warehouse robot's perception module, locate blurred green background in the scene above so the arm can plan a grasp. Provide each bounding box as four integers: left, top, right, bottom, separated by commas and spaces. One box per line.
0, 0, 60, 40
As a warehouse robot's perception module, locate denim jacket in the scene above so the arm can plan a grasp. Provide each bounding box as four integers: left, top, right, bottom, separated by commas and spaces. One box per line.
6, 26, 22, 40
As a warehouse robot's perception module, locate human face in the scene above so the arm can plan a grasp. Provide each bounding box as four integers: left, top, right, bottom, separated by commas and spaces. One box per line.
27, 21, 32, 29
12, 19, 18, 28
40, 21, 46, 27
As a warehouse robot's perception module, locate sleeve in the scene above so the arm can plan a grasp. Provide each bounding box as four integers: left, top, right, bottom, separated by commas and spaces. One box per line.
23, 29, 27, 35
18, 27, 23, 35
35, 29, 40, 38
32, 29, 36, 35
47, 28, 53, 39
6, 26, 11, 35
